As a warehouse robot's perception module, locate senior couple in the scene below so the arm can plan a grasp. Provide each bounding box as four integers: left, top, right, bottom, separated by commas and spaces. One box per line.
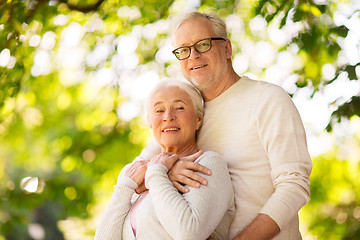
95, 12, 312, 240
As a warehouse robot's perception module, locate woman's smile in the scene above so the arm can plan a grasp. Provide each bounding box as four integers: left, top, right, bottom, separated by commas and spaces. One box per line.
150, 84, 202, 154
162, 127, 180, 133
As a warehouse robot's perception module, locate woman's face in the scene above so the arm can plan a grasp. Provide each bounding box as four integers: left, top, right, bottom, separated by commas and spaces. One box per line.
149, 85, 202, 152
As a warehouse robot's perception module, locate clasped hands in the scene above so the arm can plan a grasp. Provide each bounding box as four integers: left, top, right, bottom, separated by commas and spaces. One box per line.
124, 150, 212, 194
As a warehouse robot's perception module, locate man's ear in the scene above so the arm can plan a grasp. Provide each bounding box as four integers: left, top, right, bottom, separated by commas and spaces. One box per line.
225, 39, 232, 59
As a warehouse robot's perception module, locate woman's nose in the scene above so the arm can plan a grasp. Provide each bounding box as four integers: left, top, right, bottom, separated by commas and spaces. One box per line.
163, 111, 175, 121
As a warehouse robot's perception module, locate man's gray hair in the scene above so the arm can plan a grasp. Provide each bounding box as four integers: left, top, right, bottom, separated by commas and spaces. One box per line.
145, 80, 204, 127
170, 12, 228, 46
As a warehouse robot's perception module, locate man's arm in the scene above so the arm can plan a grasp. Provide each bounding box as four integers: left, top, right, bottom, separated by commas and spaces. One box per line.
242, 85, 311, 237
233, 214, 280, 240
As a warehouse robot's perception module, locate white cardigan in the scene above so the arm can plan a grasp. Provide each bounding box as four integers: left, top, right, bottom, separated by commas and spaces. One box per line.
95, 151, 235, 240
137, 76, 312, 239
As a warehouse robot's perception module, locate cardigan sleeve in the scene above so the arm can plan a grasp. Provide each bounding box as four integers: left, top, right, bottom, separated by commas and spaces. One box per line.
255, 85, 312, 229
94, 176, 138, 240
145, 151, 235, 240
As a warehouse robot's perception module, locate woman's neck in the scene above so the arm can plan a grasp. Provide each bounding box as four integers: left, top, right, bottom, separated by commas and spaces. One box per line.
162, 144, 198, 158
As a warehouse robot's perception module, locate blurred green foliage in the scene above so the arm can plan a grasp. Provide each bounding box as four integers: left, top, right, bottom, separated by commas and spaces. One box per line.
301, 141, 360, 239
0, 0, 359, 239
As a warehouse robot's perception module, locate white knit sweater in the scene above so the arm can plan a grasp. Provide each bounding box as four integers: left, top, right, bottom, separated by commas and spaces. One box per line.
136, 76, 312, 239
95, 151, 235, 240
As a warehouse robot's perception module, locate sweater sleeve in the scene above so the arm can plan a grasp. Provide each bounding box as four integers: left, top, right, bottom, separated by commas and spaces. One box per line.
94, 176, 138, 240
255, 85, 312, 229
145, 152, 234, 240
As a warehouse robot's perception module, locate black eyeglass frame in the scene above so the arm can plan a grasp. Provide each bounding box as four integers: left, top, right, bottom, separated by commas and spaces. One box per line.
172, 37, 226, 60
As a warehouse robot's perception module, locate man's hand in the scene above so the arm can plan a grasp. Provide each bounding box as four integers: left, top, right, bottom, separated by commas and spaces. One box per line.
233, 214, 280, 240
168, 150, 212, 193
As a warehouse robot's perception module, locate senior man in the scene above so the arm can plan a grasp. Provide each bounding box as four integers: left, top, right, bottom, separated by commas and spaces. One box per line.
138, 12, 312, 240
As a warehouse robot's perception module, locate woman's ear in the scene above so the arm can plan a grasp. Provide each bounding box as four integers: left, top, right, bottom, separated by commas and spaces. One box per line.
196, 117, 203, 130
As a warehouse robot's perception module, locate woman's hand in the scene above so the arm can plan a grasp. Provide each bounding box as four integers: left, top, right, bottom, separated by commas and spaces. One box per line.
124, 160, 149, 186
149, 152, 179, 171
135, 181, 147, 194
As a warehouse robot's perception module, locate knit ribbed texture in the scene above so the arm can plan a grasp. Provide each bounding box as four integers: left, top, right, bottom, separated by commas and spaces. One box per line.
95, 151, 235, 240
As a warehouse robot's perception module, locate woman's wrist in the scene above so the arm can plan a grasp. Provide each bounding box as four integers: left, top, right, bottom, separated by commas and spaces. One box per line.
116, 175, 138, 190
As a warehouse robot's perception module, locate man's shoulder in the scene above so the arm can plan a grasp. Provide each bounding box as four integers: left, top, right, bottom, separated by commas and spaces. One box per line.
239, 76, 289, 100
241, 76, 284, 91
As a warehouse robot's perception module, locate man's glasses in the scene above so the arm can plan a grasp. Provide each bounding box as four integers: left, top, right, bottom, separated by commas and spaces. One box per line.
172, 37, 226, 60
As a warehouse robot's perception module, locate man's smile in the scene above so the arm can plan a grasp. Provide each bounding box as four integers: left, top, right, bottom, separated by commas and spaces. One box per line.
190, 64, 208, 70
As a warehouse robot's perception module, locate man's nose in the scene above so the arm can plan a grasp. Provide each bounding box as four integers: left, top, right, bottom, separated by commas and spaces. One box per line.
188, 46, 201, 59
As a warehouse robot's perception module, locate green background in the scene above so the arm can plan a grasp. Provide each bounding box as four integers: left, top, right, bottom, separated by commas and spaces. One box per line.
1, 0, 359, 239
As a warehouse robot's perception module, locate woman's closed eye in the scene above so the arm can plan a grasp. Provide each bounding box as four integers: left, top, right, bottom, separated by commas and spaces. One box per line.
155, 109, 164, 113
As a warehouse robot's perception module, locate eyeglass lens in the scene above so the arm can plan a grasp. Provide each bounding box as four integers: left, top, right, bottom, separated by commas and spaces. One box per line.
174, 39, 212, 60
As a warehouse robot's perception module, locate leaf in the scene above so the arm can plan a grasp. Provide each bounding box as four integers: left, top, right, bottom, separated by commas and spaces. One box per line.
292, 7, 306, 22
330, 25, 349, 38
327, 95, 360, 132
344, 64, 358, 80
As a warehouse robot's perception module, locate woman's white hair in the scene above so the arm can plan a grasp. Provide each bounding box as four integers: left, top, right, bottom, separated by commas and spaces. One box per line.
169, 11, 228, 46
145, 80, 204, 127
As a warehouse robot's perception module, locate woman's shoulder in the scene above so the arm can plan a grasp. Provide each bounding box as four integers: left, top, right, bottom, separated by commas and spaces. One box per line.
199, 150, 222, 159
196, 151, 227, 169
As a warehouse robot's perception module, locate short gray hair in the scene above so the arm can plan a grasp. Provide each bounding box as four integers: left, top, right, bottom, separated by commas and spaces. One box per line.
145, 80, 204, 126
170, 12, 228, 46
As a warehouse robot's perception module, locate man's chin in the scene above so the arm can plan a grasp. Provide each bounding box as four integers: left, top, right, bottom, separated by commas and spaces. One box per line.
188, 77, 207, 87
190, 78, 213, 92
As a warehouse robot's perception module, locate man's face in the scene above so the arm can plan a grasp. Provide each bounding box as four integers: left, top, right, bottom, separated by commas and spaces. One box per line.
174, 17, 230, 94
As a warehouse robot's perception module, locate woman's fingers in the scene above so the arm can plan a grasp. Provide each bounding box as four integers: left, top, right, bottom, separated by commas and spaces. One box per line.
135, 181, 147, 194
150, 152, 179, 170
124, 160, 149, 185
148, 151, 212, 192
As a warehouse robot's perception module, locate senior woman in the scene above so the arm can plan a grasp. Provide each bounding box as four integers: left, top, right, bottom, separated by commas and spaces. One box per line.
95, 80, 235, 240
